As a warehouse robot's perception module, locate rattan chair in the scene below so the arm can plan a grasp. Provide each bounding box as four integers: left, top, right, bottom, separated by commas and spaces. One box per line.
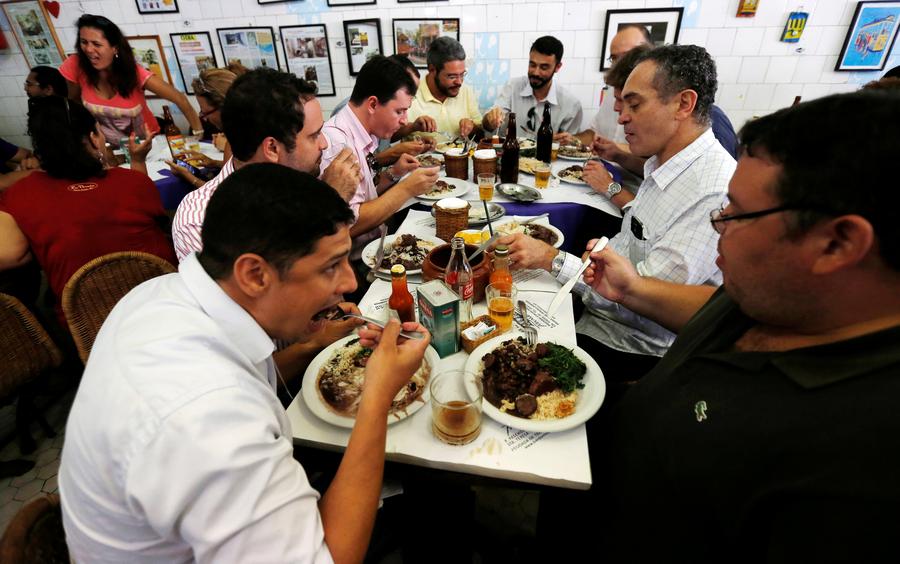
0, 293, 62, 453
61, 252, 176, 363
0, 493, 69, 563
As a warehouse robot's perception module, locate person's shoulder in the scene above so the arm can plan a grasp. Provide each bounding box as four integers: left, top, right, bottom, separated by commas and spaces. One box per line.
59, 54, 82, 80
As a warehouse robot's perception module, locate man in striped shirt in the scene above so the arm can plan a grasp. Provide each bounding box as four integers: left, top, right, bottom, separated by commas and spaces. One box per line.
172, 68, 362, 261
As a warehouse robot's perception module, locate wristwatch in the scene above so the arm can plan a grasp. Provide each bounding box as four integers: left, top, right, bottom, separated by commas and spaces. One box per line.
384, 166, 402, 184
606, 181, 623, 198
550, 251, 566, 277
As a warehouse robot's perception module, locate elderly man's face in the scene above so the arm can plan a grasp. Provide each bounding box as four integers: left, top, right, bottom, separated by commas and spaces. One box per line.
433, 60, 466, 98
618, 61, 682, 158
610, 26, 649, 65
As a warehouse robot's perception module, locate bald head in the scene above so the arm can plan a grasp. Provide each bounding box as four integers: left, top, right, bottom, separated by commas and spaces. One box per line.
610, 26, 651, 65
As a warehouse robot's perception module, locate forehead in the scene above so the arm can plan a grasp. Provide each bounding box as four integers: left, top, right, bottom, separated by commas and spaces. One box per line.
298, 227, 351, 265
622, 60, 657, 97
611, 27, 647, 54
529, 51, 557, 66
79, 27, 107, 41
728, 155, 782, 205
440, 59, 466, 74
300, 98, 323, 130
383, 89, 413, 109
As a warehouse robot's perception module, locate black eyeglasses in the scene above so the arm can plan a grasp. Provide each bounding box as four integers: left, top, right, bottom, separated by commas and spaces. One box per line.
709, 203, 832, 234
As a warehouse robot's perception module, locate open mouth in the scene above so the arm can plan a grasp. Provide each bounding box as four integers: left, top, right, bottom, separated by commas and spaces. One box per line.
312, 304, 344, 322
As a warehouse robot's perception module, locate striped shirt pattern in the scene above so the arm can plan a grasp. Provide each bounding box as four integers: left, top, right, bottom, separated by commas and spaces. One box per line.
557, 128, 736, 357
172, 157, 236, 262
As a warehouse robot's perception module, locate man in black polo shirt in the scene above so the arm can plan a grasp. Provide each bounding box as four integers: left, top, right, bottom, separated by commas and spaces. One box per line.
582, 90, 900, 562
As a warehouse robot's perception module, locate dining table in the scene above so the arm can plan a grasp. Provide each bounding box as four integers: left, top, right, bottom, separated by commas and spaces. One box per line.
286, 209, 600, 490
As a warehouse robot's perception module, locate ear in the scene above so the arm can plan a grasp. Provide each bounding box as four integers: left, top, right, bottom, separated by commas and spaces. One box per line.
365, 95, 379, 115
809, 215, 875, 275
554, 62, 562, 74
230, 253, 276, 298
88, 130, 104, 152
257, 136, 281, 163
674, 89, 699, 121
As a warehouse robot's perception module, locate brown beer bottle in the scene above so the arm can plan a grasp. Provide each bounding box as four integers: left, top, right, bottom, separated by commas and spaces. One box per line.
500, 113, 520, 184
536, 103, 553, 163
162, 105, 185, 158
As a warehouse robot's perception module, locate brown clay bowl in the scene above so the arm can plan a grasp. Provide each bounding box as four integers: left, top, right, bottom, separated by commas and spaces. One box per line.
422, 243, 491, 303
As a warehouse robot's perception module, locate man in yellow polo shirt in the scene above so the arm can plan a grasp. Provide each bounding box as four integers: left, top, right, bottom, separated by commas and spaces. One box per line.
404, 37, 502, 139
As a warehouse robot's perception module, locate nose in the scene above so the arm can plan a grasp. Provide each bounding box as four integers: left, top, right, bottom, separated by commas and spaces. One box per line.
398, 111, 408, 126
617, 111, 630, 126
337, 259, 357, 296
318, 134, 327, 150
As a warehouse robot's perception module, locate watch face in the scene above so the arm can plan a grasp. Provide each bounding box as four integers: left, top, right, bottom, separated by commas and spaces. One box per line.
607, 182, 622, 196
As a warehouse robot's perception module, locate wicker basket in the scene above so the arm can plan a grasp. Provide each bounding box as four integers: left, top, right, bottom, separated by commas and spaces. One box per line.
460, 315, 500, 353
434, 201, 471, 242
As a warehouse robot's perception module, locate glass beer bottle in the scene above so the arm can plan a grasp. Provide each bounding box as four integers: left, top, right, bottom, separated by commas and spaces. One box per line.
162, 105, 185, 158
445, 237, 474, 325
536, 104, 553, 163
500, 113, 520, 184
388, 264, 416, 323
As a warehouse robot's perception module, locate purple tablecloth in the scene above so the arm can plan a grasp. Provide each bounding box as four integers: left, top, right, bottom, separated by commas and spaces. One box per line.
154, 169, 193, 211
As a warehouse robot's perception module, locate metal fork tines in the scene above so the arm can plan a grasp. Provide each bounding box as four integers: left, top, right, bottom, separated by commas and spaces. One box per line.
517, 300, 538, 346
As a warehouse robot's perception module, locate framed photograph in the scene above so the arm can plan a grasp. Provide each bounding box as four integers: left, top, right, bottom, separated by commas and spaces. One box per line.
170, 32, 218, 95
216, 26, 280, 71
327, 0, 375, 5
392, 18, 459, 68
1, 0, 65, 68
343, 19, 383, 76
135, 0, 179, 14
280, 25, 336, 96
835, 1, 900, 71
600, 8, 684, 71
127, 35, 173, 98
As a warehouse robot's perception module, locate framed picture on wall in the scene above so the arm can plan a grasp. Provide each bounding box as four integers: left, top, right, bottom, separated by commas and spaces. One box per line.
600, 8, 684, 70
170, 32, 218, 95
327, 0, 375, 5
835, 1, 900, 71
1, 0, 65, 68
127, 35, 173, 98
216, 26, 280, 71
343, 19, 383, 76
392, 18, 459, 68
135, 0, 179, 14
280, 25, 337, 96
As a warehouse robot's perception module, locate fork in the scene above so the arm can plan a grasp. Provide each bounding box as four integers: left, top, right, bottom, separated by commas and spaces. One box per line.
366, 225, 388, 284
518, 300, 538, 346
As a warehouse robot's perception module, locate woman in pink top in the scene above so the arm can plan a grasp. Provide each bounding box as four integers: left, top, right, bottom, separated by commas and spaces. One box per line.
61, 14, 201, 145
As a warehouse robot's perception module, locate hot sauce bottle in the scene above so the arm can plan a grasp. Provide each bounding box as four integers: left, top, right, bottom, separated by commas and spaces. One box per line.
489, 244, 513, 291
389, 264, 416, 323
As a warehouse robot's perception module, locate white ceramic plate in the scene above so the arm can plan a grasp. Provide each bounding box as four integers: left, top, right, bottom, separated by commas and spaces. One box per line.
434, 142, 466, 154
417, 153, 445, 169
417, 177, 471, 201
361, 234, 438, 275
557, 153, 592, 161
302, 335, 440, 428
467, 201, 506, 225
553, 166, 587, 185
463, 333, 606, 433
483, 217, 564, 249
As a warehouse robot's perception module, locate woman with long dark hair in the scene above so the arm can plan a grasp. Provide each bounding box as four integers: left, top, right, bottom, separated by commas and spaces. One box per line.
61, 14, 201, 145
0, 96, 176, 327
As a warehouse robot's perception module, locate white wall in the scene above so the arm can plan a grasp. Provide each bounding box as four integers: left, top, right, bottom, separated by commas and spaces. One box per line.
0, 0, 896, 149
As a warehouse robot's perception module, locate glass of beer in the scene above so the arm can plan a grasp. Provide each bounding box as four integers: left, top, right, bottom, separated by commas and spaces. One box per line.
534, 163, 551, 189
486, 283, 517, 332
477, 173, 496, 200
550, 142, 560, 161
431, 370, 483, 445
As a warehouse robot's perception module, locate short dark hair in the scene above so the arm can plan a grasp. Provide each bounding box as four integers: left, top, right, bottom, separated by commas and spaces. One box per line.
739, 90, 900, 271
388, 54, 420, 79
636, 44, 717, 126
30, 66, 67, 97
74, 15, 138, 98
27, 96, 104, 180
198, 163, 355, 280
862, 76, 900, 92
426, 36, 466, 72
222, 68, 317, 161
349, 55, 417, 106
618, 23, 652, 44
530, 36, 564, 64
603, 43, 653, 90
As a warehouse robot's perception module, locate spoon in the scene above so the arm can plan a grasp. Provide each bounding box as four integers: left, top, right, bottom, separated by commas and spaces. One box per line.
343, 314, 425, 340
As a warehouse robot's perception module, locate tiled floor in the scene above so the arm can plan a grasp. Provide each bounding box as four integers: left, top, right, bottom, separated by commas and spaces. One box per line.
0, 387, 74, 535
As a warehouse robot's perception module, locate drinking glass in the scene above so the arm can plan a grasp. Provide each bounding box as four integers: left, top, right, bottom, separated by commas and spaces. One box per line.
477, 173, 495, 200
431, 370, 483, 445
486, 283, 517, 332
534, 164, 551, 189
550, 142, 560, 161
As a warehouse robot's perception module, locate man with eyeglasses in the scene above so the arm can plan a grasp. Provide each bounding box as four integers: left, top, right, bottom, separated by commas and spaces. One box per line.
406, 37, 501, 139
490, 36, 583, 140
496, 45, 734, 384
573, 89, 900, 563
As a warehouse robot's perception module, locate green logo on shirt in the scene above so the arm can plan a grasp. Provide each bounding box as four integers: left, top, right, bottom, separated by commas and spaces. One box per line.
694, 400, 708, 422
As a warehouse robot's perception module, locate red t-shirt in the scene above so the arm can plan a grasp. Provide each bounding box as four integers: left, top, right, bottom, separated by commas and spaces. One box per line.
0, 168, 177, 325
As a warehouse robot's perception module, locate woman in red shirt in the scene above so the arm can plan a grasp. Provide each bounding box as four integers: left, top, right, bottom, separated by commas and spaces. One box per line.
61, 14, 201, 145
0, 96, 176, 327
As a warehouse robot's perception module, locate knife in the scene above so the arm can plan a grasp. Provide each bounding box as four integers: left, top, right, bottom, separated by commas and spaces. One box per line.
546, 237, 609, 316
520, 213, 550, 225
467, 232, 501, 262
366, 225, 388, 283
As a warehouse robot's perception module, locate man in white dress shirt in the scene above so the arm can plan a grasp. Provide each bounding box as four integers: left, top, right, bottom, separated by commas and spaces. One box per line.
497, 45, 735, 383
59, 164, 430, 563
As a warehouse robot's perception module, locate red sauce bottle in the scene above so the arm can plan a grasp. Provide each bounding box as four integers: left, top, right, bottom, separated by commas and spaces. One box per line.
389, 264, 416, 323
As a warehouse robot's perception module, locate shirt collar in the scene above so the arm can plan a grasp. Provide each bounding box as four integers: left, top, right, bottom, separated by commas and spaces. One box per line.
337, 106, 379, 154
644, 128, 716, 191
179, 253, 275, 366
518, 77, 559, 106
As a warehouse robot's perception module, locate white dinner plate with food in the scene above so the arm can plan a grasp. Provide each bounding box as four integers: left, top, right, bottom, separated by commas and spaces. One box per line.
416, 153, 444, 169
361, 233, 438, 275
553, 165, 587, 185
464, 333, 605, 433
467, 201, 506, 225
417, 177, 471, 200
434, 141, 466, 154
518, 157, 544, 175
557, 145, 593, 161
302, 335, 439, 428
483, 217, 564, 248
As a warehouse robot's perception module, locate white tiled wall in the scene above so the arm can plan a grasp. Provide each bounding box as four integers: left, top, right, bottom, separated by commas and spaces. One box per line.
0, 0, 896, 149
